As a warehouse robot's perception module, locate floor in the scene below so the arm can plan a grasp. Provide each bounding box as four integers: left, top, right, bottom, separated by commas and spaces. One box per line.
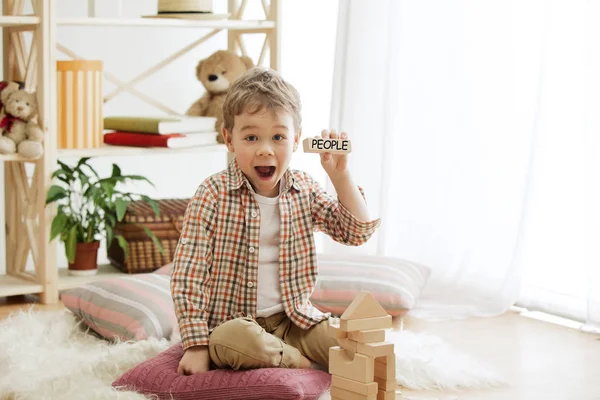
400, 312, 600, 400
1, 297, 599, 400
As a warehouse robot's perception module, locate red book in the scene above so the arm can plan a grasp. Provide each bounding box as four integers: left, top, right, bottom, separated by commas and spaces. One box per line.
104, 131, 217, 148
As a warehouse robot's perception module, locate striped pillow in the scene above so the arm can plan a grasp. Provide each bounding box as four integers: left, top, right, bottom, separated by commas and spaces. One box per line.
68, 254, 429, 342
61, 274, 178, 342
157, 254, 430, 318
310, 254, 431, 317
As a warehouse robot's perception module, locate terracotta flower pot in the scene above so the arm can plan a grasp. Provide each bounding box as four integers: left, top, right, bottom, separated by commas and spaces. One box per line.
68, 241, 100, 276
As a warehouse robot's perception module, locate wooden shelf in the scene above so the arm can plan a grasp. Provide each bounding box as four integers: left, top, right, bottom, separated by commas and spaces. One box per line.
1, 1, 279, 304
0, 154, 42, 162
57, 263, 127, 291
0, 15, 40, 27
0, 264, 127, 296
0, 274, 43, 296
57, 17, 275, 30
57, 143, 227, 158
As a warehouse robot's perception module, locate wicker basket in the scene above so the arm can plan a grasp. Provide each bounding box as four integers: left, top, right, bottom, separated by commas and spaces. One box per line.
107, 198, 189, 273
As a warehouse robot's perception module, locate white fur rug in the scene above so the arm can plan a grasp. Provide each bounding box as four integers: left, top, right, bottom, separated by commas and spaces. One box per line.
0, 309, 504, 399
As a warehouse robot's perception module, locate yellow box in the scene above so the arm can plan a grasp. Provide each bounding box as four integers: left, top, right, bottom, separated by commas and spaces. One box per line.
57, 60, 103, 149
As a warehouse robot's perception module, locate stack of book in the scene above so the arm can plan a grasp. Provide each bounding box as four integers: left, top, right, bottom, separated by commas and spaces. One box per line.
103, 115, 219, 149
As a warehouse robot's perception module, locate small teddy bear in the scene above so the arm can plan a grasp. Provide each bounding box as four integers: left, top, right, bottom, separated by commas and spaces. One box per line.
0, 81, 44, 159
186, 50, 253, 142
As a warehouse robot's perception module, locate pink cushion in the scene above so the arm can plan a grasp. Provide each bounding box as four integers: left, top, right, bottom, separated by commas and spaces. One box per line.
113, 342, 331, 400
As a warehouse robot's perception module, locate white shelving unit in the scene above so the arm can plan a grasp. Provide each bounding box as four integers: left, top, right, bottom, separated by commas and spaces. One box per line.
56, 263, 122, 291
0, 14, 37, 25
57, 17, 275, 29
58, 143, 229, 158
0, 0, 280, 303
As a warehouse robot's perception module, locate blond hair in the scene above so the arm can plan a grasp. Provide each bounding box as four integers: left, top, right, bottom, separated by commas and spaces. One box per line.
222, 67, 302, 132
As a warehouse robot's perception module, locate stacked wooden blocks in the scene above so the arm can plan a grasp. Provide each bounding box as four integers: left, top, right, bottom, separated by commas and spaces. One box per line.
328, 291, 397, 400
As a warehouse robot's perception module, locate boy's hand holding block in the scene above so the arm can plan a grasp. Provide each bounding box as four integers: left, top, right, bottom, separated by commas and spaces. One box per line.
303, 137, 352, 154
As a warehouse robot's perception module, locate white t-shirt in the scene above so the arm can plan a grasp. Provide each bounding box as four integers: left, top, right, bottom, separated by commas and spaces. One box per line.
253, 191, 285, 317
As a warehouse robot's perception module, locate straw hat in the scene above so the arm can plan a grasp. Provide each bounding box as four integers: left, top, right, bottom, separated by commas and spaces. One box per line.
157, 0, 213, 14
145, 0, 227, 20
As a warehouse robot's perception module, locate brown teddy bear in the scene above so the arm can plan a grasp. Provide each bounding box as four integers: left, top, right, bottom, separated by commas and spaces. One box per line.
186, 50, 253, 142
0, 81, 44, 159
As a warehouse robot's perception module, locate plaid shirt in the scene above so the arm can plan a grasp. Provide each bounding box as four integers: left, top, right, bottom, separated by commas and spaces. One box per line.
171, 159, 381, 350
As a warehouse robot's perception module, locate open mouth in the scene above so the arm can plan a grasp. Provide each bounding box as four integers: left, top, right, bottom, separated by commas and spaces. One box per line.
255, 166, 276, 179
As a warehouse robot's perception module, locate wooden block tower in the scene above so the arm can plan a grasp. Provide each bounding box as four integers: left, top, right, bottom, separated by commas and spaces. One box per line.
328, 291, 397, 400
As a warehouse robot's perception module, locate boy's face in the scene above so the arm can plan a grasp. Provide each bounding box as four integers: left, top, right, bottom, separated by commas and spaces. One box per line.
223, 107, 301, 197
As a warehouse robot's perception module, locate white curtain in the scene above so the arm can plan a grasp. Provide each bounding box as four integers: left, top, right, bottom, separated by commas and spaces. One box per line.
328, 0, 600, 327
517, 0, 600, 332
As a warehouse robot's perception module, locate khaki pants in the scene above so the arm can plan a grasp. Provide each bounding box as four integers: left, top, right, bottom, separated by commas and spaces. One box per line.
208, 312, 338, 370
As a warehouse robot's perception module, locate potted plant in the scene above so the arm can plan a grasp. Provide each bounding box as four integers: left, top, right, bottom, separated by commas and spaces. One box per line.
46, 157, 164, 276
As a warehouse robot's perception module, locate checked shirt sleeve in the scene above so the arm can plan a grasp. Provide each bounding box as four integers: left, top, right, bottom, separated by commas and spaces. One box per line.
171, 184, 217, 350
309, 176, 381, 246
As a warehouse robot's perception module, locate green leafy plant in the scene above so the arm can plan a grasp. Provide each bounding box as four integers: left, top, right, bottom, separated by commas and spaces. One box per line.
45, 157, 164, 263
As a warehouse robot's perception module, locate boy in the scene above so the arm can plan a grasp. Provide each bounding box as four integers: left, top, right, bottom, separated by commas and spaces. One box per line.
172, 67, 381, 375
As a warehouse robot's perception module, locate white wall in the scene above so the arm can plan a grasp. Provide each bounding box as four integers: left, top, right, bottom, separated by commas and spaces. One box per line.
0, 0, 339, 273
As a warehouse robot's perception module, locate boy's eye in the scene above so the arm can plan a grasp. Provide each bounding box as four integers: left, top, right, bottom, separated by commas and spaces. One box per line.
273, 134, 284, 141
245, 135, 257, 142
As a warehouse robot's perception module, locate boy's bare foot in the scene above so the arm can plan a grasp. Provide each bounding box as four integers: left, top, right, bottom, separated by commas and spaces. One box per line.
299, 355, 312, 369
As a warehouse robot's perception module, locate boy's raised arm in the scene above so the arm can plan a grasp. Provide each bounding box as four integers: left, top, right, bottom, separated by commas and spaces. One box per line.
329, 171, 370, 222
171, 184, 217, 350
309, 175, 380, 246
309, 130, 381, 245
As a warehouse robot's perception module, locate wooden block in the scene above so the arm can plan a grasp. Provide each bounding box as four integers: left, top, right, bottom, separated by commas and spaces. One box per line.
329, 318, 348, 339
340, 315, 392, 332
303, 137, 351, 154
377, 389, 396, 400
339, 337, 358, 352
341, 291, 388, 320
348, 329, 386, 343
331, 375, 378, 396
374, 354, 396, 380
331, 386, 376, 400
374, 376, 396, 391
329, 346, 374, 383
357, 341, 395, 358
